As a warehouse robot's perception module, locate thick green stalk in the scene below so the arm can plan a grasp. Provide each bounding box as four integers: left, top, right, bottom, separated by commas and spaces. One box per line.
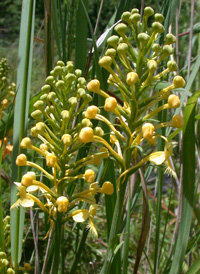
0, 144, 5, 254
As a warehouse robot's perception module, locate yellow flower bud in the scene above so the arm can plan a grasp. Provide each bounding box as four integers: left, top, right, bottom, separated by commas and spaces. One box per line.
85, 105, 99, 119
87, 79, 100, 92
46, 153, 57, 167
126, 72, 139, 85
31, 126, 38, 137
35, 122, 46, 134
84, 169, 95, 183
172, 115, 184, 128
1, 98, 8, 107
7, 268, 15, 274
110, 134, 117, 144
101, 181, 114, 195
16, 154, 27, 166
40, 143, 48, 152
56, 196, 69, 212
142, 123, 155, 139
20, 137, 32, 149
61, 134, 72, 146
21, 172, 35, 187
79, 127, 94, 143
168, 94, 180, 108
98, 56, 113, 69
147, 60, 158, 72
104, 97, 117, 112
173, 76, 186, 88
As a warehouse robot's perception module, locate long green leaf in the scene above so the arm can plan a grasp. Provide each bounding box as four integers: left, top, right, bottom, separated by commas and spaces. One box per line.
169, 91, 200, 274
185, 256, 200, 274
10, 0, 35, 269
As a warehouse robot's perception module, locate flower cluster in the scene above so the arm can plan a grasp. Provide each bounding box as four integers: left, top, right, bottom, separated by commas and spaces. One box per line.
86, 7, 184, 184
11, 61, 114, 237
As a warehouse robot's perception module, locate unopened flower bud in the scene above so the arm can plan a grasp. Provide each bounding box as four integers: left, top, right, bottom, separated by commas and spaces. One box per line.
55, 80, 65, 90
121, 11, 131, 23
144, 6, 154, 17
66, 61, 74, 72
56, 196, 69, 212
101, 181, 114, 195
77, 88, 85, 97
147, 60, 158, 72
168, 94, 180, 108
117, 42, 128, 54
138, 33, 150, 44
94, 127, 104, 137
172, 115, 184, 128
61, 110, 69, 120
31, 126, 38, 137
36, 122, 46, 133
75, 69, 82, 77
104, 97, 117, 112
40, 143, 48, 152
114, 23, 127, 36
61, 134, 72, 145
46, 153, 57, 167
152, 22, 165, 33
2, 99, 7, 106
41, 84, 51, 93
107, 35, 119, 49
165, 33, 176, 45
173, 76, 186, 88
154, 13, 164, 23
33, 100, 44, 110
57, 60, 65, 67
31, 110, 42, 121
1, 258, 9, 266
79, 127, 94, 143
65, 73, 76, 84
84, 169, 95, 183
162, 45, 174, 55
16, 154, 27, 166
85, 105, 99, 119
131, 8, 139, 14
106, 48, 116, 58
98, 56, 113, 69
142, 123, 155, 139
130, 13, 141, 24
87, 79, 100, 92
21, 173, 34, 187
20, 137, 32, 149
45, 76, 54, 85
126, 72, 139, 85
152, 43, 161, 53
81, 118, 93, 128
167, 60, 177, 72
7, 268, 15, 274
68, 97, 77, 107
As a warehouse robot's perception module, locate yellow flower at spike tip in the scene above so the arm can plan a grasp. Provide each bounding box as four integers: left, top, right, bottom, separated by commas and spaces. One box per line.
148, 142, 177, 178
10, 183, 34, 209
72, 204, 98, 237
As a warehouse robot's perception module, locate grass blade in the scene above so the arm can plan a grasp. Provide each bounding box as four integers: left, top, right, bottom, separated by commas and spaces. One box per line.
10, 0, 35, 269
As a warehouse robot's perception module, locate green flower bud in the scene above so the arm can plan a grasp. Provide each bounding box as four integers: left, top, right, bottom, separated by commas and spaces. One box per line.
40, 93, 48, 102
105, 48, 116, 58
0, 251, 6, 259
75, 69, 82, 77
167, 60, 177, 72
152, 43, 161, 53
1, 259, 9, 266
147, 60, 158, 72
152, 22, 165, 33
35, 122, 46, 133
121, 11, 131, 23
131, 8, 139, 14
31, 110, 43, 121
98, 56, 113, 69
57, 60, 65, 67
82, 94, 92, 103
94, 126, 104, 137
45, 76, 54, 85
138, 33, 150, 43
33, 100, 44, 110
41, 84, 51, 93
78, 77, 86, 86
82, 118, 93, 128
54, 65, 62, 75
117, 43, 129, 55
162, 45, 174, 55
45, 106, 51, 114
47, 92, 57, 102
65, 73, 76, 84
130, 13, 141, 24
61, 110, 69, 120
114, 23, 127, 36
66, 61, 74, 72
68, 97, 77, 107
154, 13, 164, 23
77, 88, 85, 97
165, 33, 176, 44
144, 7, 154, 17
107, 35, 119, 49
56, 80, 65, 90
